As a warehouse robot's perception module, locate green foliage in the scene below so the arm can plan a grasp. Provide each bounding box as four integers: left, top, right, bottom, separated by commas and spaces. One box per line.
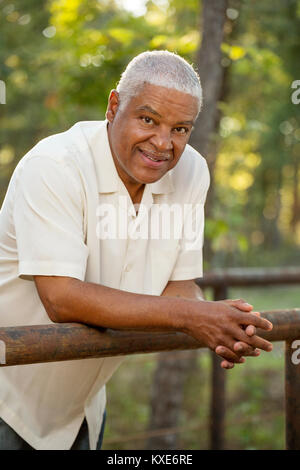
211, 0, 300, 267
0, 0, 299, 264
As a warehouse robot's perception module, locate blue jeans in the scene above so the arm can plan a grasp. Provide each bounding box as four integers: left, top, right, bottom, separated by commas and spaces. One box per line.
0, 411, 106, 450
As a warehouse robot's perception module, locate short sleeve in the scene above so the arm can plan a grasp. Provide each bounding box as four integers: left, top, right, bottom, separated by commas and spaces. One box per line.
169, 159, 210, 281
13, 155, 88, 281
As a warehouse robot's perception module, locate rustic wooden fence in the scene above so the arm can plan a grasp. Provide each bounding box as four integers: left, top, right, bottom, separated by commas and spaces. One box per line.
196, 266, 300, 450
0, 266, 299, 450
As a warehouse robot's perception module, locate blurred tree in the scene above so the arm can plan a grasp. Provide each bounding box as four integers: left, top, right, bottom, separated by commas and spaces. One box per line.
146, 0, 229, 451
1, 0, 299, 259
0, 0, 53, 201
211, 0, 300, 267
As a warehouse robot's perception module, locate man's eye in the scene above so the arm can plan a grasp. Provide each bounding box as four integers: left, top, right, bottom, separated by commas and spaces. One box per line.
141, 116, 154, 125
174, 127, 189, 134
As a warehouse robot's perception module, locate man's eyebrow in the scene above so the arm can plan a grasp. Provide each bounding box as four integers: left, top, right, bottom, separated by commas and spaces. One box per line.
136, 106, 195, 126
175, 120, 195, 126
136, 105, 162, 117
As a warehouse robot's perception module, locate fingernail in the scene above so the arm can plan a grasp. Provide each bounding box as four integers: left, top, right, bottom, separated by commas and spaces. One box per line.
226, 363, 234, 369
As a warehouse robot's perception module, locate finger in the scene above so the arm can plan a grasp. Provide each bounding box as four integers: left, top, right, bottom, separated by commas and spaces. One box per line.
238, 312, 273, 331
236, 330, 273, 352
220, 360, 235, 369
245, 324, 256, 336
225, 299, 253, 312
233, 342, 260, 356
233, 341, 255, 355
244, 312, 260, 335
215, 345, 245, 364
217, 336, 251, 359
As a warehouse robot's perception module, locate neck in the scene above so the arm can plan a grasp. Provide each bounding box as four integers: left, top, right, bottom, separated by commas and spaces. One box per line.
128, 183, 145, 206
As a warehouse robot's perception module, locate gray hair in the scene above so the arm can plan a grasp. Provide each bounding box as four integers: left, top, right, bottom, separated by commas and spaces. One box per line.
116, 50, 202, 114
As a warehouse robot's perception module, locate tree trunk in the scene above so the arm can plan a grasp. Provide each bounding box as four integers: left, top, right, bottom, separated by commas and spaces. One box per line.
146, 350, 198, 450
190, 0, 228, 262
190, 0, 228, 160
291, 161, 300, 231
145, 0, 228, 450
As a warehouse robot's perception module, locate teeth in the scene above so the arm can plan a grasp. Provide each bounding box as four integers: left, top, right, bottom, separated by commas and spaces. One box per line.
143, 152, 166, 162
148, 155, 160, 162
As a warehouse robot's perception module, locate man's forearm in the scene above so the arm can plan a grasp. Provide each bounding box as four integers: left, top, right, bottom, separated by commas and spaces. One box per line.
161, 279, 204, 301
35, 276, 193, 333
34, 275, 273, 366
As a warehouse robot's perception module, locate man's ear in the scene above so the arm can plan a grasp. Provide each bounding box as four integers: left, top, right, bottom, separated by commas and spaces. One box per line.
106, 90, 120, 123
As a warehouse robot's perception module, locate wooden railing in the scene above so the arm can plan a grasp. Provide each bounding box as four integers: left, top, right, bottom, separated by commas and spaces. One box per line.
0, 267, 299, 450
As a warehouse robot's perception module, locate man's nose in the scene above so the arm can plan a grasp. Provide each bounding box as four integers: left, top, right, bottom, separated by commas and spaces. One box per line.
149, 128, 173, 151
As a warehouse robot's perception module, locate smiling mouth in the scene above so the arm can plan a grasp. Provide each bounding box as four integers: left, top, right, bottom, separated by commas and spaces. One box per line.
138, 149, 170, 162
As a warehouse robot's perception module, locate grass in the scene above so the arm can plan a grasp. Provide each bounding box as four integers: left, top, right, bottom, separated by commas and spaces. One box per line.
102, 285, 300, 450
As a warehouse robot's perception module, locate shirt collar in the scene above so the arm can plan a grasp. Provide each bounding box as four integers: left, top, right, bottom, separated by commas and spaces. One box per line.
80, 119, 174, 195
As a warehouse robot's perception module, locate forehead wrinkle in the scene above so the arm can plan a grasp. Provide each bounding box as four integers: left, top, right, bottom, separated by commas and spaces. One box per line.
130, 85, 198, 126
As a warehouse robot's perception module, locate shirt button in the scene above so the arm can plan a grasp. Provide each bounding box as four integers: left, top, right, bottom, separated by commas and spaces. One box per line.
124, 264, 132, 272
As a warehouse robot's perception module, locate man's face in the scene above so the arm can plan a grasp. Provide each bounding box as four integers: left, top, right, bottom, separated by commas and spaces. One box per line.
106, 83, 199, 190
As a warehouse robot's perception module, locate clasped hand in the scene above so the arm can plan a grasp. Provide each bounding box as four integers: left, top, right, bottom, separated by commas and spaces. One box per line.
214, 299, 273, 369
184, 298, 273, 370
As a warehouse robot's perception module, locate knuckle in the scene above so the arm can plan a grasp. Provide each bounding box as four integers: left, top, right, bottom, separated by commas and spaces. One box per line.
221, 324, 232, 336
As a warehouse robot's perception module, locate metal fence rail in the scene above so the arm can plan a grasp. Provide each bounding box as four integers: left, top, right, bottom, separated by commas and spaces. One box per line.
0, 306, 300, 449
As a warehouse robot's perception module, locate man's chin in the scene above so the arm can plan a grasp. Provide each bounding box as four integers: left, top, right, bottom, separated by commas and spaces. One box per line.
135, 173, 165, 185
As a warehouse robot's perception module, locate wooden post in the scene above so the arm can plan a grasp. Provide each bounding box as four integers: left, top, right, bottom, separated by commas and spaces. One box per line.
210, 284, 228, 450
285, 339, 300, 450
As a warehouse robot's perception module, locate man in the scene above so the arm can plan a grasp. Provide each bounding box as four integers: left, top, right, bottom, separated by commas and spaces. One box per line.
0, 50, 273, 450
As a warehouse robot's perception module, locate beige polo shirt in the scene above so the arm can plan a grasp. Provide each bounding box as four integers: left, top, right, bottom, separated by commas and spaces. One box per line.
0, 120, 210, 449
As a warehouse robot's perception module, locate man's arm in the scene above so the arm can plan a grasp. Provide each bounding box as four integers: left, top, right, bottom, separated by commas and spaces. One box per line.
161, 279, 204, 301
34, 276, 273, 367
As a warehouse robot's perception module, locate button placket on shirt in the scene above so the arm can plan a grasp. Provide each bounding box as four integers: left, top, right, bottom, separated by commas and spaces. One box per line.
120, 185, 153, 290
